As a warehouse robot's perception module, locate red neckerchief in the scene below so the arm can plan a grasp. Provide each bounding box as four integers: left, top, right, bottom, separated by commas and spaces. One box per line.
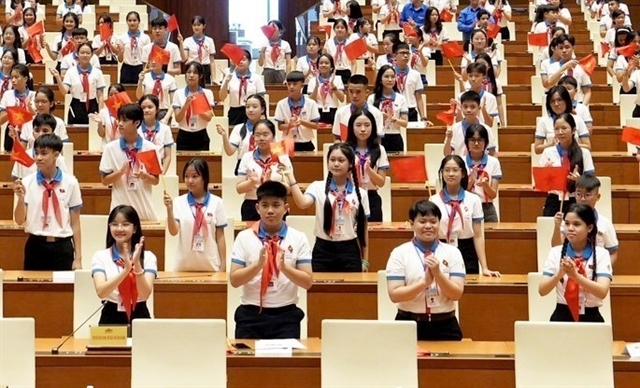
41, 179, 62, 228
440, 190, 465, 243
564, 256, 586, 321
251, 222, 281, 312
254, 153, 279, 183
112, 246, 138, 321
329, 188, 350, 237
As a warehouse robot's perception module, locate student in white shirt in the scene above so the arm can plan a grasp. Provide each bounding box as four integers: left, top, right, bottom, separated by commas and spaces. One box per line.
485, 0, 512, 40
18, 87, 68, 150
1, 25, 27, 64
367, 64, 409, 152
0, 50, 17, 98
92, 15, 119, 65
42, 12, 78, 72
50, 43, 105, 125
393, 41, 425, 122
137, 94, 174, 174
286, 143, 370, 272
429, 155, 500, 276
183, 15, 217, 87
59, 28, 102, 77
444, 91, 497, 157
598, 0, 631, 38
540, 113, 595, 217
309, 54, 345, 126
422, 6, 449, 66
229, 181, 313, 339
461, 29, 501, 81
18, 7, 37, 63
259, 20, 292, 84
11, 114, 68, 180
621, 56, 640, 118
345, 109, 390, 222
376, 33, 399, 71
322, 0, 349, 22
13, 133, 82, 270
296, 36, 321, 94
219, 49, 266, 126
559, 75, 593, 131
324, 19, 355, 86
236, 120, 288, 221
407, 27, 431, 87
91, 205, 156, 324
547, 0, 571, 27
539, 203, 612, 322
332, 74, 385, 141
90, 84, 124, 149
142, 17, 184, 76
136, 59, 177, 122
531, 5, 566, 59
5, 0, 33, 22
606, 26, 631, 82
218, 94, 268, 175
76, 0, 93, 15
56, 0, 82, 25
164, 158, 227, 272
115, 11, 151, 84
275, 71, 321, 151
386, 200, 465, 340
350, 18, 379, 66
472, 52, 505, 126
379, 0, 403, 37
0, 63, 36, 152
540, 34, 592, 105
99, 103, 160, 221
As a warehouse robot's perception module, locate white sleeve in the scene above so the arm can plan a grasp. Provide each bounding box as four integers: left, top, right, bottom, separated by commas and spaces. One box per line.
542, 247, 560, 277
385, 247, 406, 281
67, 178, 83, 209
214, 198, 227, 227
582, 149, 595, 173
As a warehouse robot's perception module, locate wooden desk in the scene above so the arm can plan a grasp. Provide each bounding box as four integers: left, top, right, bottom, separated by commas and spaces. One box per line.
32, 338, 640, 388
3, 272, 639, 342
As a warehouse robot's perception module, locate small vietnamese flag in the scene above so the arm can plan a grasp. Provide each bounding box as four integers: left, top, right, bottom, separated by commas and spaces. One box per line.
621, 126, 640, 146
532, 166, 567, 192
487, 23, 501, 39
100, 23, 112, 41
26, 21, 44, 37
105, 91, 132, 118
27, 40, 43, 63
339, 123, 348, 142
270, 137, 294, 158
10, 137, 34, 168
439, 9, 453, 22
436, 105, 456, 126
137, 149, 162, 175
317, 25, 332, 36
600, 41, 610, 58
220, 43, 245, 65
167, 14, 180, 33
61, 39, 76, 56
149, 44, 171, 65
527, 32, 549, 47
616, 43, 639, 58
578, 54, 597, 76
441, 41, 464, 58
261, 24, 278, 40
6, 106, 33, 126
402, 23, 418, 38
190, 92, 212, 116
344, 38, 367, 61
390, 156, 428, 183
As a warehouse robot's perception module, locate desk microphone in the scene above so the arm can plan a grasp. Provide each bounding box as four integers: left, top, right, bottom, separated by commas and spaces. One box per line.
52, 300, 107, 355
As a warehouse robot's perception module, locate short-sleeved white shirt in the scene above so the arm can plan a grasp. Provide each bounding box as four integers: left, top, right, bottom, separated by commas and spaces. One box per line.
262, 39, 292, 70
542, 244, 612, 307
5, 0, 33, 16
171, 87, 215, 131
599, 14, 632, 30
56, 2, 81, 17
560, 211, 619, 253
99, 136, 159, 221
423, 27, 450, 50
395, 67, 423, 108
96, 107, 120, 148
231, 223, 312, 308
0, 89, 35, 112
386, 240, 465, 313
304, 179, 370, 241
429, 189, 483, 241
574, 102, 593, 125
237, 150, 287, 200
623, 69, 640, 105
141, 72, 178, 110
52, 33, 73, 58
91, 34, 119, 59
539, 144, 595, 199
367, 92, 409, 135
274, 96, 320, 143
172, 192, 227, 272
228, 121, 255, 161
322, 0, 349, 19
296, 55, 320, 85
91, 248, 158, 304
347, 33, 378, 60
308, 75, 345, 109
460, 50, 500, 71
12, 149, 67, 180
333, 103, 385, 139
20, 116, 68, 148
484, 3, 512, 28
0, 46, 26, 64
324, 37, 353, 70
540, 58, 592, 102
142, 41, 182, 73
60, 53, 102, 71
355, 146, 390, 190
225, 72, 266, 108
379, 2, 403, 31
137, 121, 174, 160
62, 66, 106, 100
410, 46, 432, 77
22, 168, 82, 237
464, 153, 502, 203
183, 35, 216, 65
117, 31, 151, 66
449, 120, 497, 156
376, 54, 395, 71
457, 89, 498, 124
535, 114, 590, 144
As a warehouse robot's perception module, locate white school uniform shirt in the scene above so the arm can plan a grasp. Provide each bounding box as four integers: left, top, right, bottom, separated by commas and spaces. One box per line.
263, 39, 292, 71
348, 33, 378, 61
425, 0, 457, 12
599, 14, 632, 30
395, 67, 423, 109
457, 89, 499, 124
376, 53, 395, 71
460, 50, 500, 71
274, 96, 320, 143
22, 168, 82, 237
355, 146, 390, 191
386, 239, 466, 314
118, 31, 151, 66
309, 75, 345, 109
449, 120, 497, 156
141, 72, 178, 110
410, 46, 432, 79
464, 153, 502, 203
60, 53, 102, 71
91, 248, 158, 304
539, 144, 595, 200
142, 41, 182, 73
55, 2, 81, 17
171, 192, 227, 272
183, 35, 216, 65
52, 33, 73, 58
322, 0, 349, 19
534, 114, 590, 145
97, 107, 120, 149
366, 92, 409, 135
542, 244, 612, 308
324, 37, 353, 71
172, 87, 215, 132
237, 150, 287, 200
137, 121, 174, 160
560, 211, 619, 254
229, 121, 255, 161
304, 179, 370, 242
19, 117, 68, 149
12, 151, 67, 180
484, 3, 512, 28
231, 223, 312, 308
333, 103, 385, 139
296, 55, 320, 85
622, 69, 640, 105
5, 1, 33, 16
225, 71, 266, 108
0, 46, 26, 64
379, 2, 403, 31
91, 34, 119, 60
573, 102, 593, 126
429, 189, 484, 242
531, 21, 567, 55
62, 65, 106, 101
540, 58, 592, 102
0, 88, 35, 113
463, 78, 504, 96
423, 27, 450, 49
99, 136, 159, 221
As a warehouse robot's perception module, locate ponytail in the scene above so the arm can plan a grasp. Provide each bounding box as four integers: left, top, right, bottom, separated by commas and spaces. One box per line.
322, 172, 334, 236
351, 165, 367, 252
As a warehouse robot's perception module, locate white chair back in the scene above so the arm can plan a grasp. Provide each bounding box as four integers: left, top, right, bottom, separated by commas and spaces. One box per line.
526, 272, 557, 321
163, 221, 180, 273
379, 176, 392, 222
224, 217, 234, 269
376, 270, 396, 320
423, 143, 443, 189
73, 269, 101, 339
321, 320, 418, 388
442, 22, 462, 41
151, 175, 179, 222
63, 94, 73, 124
80, 215, 108, 269
595, 176, 612, 221
131, 319, 227, 388
214, 59, 229, 84
207, 116, 227, 153
222, 176, 242, 222
498, 59, 508, 86
0, 269, 3, 317
400, 126, 408, 152
426, 59, 436, 85
619, 94, 635, 126
88, 118, 102, 151
530, 143, 541, 185
174, 74, 186, 89
167, 144, 177, 177
531, 75, 544, 105
285, 215, 316, 252
536, 216, 555, 272
0, 317, 35, 388
61, 141, 74, 176
221, 147, 237, 177
514, 321, 614, 388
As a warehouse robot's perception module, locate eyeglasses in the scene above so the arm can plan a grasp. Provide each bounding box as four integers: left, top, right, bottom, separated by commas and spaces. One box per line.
575, 192, 595, 200
109, 222, 133, 229
468, 138, 486, 144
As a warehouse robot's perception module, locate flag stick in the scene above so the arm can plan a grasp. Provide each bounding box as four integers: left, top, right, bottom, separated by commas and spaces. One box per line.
160, 174, 167, 192
425, 180, 432, 198
559, 191, 566, 214
447, 59, 456, 73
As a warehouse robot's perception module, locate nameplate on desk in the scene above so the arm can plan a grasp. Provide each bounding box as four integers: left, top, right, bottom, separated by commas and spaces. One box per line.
90, 326, 128, 346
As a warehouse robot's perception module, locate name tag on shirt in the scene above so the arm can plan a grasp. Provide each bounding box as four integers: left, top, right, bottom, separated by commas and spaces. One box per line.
579, 292, 586, 315
192, 233, 205, 252
426, 284, 440, 308
334, 215, 345, 236
127, 174, 139, 191
80, 93, 88, 103
189, 117, 198, 129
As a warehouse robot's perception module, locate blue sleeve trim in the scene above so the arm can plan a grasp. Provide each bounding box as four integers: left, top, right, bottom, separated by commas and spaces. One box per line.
69, 204, 83, 211
584, 170, 595, 174
386, 275, 405, 281
144, 269, 158, 278
581, 84, 592, 89
450, 273, 466, 278
238, 172, 247, 176
217, 223, 228, 228
491, 175, 502, 180
578, 133, 590, 138
99, 170, 113, 176
305, 192, 316, 201
378, 166, 390, 170
605, 245, 618, 252
163, 143, 173, 147
472, 217, 484, 222
231, 258, 246, 266
91, 269, 106, 276
534, 135, 546, 139
296, 259, 312, 264
230, 142, 239, 147
543, 271, 554, 277
310, 118, 320, 122
596, 273, 613, 280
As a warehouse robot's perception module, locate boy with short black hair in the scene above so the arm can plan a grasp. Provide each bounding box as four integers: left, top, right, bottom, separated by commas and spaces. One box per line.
274, 71, 320, 151
13, 133, 83, 270
462, 62, 498, 127
142, 17, 184, 76
444, 90, 497, 156
541, 34, 592, 105
60, 28, 102, 77
229, 181, 313, 339
392, 41, 425, 122
12, 114, 68, 180
332, 74, 385, 140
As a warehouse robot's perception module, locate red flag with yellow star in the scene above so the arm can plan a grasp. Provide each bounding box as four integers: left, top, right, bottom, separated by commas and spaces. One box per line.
533, 167, 567, 192
10, 136, 34, 168
149, 44, 171, 65
270, 138, 294, 158
578, 54, 597, 76
6, 106, 33, 126
105, 91, 132, 118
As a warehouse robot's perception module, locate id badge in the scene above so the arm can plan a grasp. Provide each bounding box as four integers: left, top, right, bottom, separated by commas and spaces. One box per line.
132, 53, 139, 62
106, 52, 113, 61
291, 127, 299, 139
384, 118, 393, 130
334, 215, 346, 236
42, 215, 52, 229
80, 93, 88, 103
579, 292, 586, 315
269, 273, 279, 288
450, 232, 459, 247
192, 234, 205, 252
127, 174, 138, 191
117, 297, 126, 312
189, 117, 198, 129
322, 105, 331, 113
426, 285, 440, 308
